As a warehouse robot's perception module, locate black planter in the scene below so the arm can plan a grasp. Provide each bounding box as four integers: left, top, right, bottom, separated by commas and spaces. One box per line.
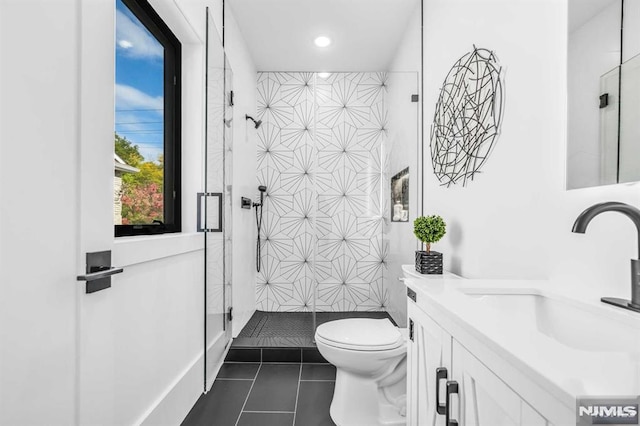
415, 250, 443, 274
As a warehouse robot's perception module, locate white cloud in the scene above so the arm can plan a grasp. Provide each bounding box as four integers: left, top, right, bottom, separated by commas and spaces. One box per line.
118, 40, 133, 49
116, 9, 163, 59
115, 84, 163, 113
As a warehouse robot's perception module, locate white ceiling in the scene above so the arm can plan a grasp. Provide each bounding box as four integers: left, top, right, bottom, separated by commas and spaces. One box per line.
228, 0, 420, 72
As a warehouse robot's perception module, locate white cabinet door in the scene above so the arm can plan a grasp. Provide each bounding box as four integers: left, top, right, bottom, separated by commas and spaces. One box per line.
451, 341, 551, 426
407, 301, 452, 426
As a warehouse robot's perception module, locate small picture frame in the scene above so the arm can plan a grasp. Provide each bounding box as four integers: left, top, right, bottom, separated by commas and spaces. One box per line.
390, 167, 409, 222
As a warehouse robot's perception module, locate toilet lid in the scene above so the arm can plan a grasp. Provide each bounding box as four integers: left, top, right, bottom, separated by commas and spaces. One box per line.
315, 318, 403, 351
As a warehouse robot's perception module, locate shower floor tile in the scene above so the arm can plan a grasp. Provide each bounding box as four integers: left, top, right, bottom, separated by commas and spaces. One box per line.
235, 310, 395, 347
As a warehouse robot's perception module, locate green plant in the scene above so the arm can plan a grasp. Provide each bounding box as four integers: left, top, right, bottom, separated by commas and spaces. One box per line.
413, 215, 446, 253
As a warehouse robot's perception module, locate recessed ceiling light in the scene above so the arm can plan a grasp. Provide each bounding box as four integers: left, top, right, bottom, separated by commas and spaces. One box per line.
318, 72, 331, 79
314, 36, 332, 48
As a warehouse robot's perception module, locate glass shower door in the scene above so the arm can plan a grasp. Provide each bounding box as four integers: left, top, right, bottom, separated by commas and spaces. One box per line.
311, 71, 420, 332
223, 55, 234, 345
204, 9, 233, 391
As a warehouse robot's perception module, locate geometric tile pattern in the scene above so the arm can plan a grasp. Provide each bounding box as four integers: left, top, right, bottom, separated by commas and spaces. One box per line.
256, 72, 390, 312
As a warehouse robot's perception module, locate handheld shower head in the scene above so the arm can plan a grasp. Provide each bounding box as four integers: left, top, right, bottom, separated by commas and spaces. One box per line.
253, 185, 267, 207
245, 114, 262, 129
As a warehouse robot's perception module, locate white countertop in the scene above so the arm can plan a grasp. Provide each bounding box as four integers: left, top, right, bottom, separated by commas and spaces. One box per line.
401, 265, 640, 411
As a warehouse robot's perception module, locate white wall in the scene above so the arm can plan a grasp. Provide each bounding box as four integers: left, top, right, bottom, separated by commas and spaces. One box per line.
423, 0, 640, 306
109, 2, 209, 423
386, 8, 422, 327
111, 0, 259, 420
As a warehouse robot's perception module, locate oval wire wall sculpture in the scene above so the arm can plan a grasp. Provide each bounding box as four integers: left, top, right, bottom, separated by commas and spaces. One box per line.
430, 46, 504, 187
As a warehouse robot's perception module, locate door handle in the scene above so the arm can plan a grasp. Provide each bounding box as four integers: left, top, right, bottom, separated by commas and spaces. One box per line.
77, 267, 123, 282
445, 380, 459, 426
435, 367, 448, 415
77, 251, 122, 294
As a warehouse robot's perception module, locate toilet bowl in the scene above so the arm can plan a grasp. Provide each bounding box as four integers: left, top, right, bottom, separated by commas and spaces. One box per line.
315, 318, 407, 426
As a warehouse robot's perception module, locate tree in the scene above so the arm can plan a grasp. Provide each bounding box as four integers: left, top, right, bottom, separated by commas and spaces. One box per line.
121, 183, 163, 224
115, 133, 143, 168
115, 133, 164, 224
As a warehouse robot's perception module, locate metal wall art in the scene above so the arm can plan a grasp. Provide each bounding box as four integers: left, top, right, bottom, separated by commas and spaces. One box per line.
430, 46, 504, 186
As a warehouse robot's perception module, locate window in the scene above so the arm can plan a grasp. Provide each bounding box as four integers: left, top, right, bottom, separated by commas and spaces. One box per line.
114, 0, 181, 237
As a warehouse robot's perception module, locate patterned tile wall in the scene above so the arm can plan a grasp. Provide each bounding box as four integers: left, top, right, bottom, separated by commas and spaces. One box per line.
256, 72, 389, 312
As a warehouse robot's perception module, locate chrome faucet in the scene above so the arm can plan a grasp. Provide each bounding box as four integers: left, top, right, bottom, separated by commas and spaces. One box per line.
572, 201, 640, 313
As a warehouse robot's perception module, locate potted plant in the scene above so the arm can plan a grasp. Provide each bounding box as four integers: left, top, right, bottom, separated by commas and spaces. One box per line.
413, 215, 446, 274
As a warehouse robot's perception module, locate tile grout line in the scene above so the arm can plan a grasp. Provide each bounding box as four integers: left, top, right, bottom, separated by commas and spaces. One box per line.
215, 378, 255, 381
243, 410, 296, 414
234, 362, 262, 426
226, 361, 329, 365
291, 363, 303, 426
299, 379, 336, 382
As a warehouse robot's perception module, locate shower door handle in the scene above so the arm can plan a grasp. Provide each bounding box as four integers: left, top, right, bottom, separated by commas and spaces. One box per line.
197, 192, 223, 232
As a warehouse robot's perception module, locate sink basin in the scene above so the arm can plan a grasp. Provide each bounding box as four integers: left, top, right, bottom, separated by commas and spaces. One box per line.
459, 289, 640, 353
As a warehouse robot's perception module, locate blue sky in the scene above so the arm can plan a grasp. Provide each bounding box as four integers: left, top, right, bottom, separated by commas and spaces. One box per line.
115, 0, 164, 163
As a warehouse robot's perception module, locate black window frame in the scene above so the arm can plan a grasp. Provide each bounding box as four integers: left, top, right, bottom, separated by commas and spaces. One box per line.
115, 0, 182, 238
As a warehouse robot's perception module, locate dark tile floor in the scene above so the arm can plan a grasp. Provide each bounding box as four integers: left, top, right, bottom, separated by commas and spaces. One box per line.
182, 362, 337, 426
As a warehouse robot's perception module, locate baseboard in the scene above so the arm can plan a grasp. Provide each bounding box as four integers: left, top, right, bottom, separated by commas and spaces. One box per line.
137, 333, 231, 425
137, 351, 203, 426
205, 331, 230, 392
232, 308, 255, 338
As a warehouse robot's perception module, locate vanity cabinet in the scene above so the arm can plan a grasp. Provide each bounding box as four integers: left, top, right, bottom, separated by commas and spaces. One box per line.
408, 300, 551, 426
407, 300, 452, 426
451, 341, 548, 425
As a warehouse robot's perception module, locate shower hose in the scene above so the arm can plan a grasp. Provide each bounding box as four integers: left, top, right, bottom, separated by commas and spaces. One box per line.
255, 200, 263, 272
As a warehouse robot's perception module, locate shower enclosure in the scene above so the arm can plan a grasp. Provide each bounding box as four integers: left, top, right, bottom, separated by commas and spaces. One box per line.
204, 10, 234, 389
237, 72, 420, 346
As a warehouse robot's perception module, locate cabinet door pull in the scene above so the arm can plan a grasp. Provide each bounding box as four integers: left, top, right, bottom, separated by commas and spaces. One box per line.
435, 367, 448, 415
445, 380, 459, 426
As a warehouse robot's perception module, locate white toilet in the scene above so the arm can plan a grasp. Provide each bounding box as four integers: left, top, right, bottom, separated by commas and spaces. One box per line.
315, 318, 408, 426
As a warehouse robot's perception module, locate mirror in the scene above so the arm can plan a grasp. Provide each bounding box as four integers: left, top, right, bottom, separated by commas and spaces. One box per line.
567, 0, 640, 189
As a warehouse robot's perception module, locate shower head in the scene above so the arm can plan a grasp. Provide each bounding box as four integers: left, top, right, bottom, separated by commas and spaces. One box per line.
254, 185, 267, 208
245, 114, 262, 129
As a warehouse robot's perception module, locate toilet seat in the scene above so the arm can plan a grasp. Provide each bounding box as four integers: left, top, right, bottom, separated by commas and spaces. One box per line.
315, 318, 404, 351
